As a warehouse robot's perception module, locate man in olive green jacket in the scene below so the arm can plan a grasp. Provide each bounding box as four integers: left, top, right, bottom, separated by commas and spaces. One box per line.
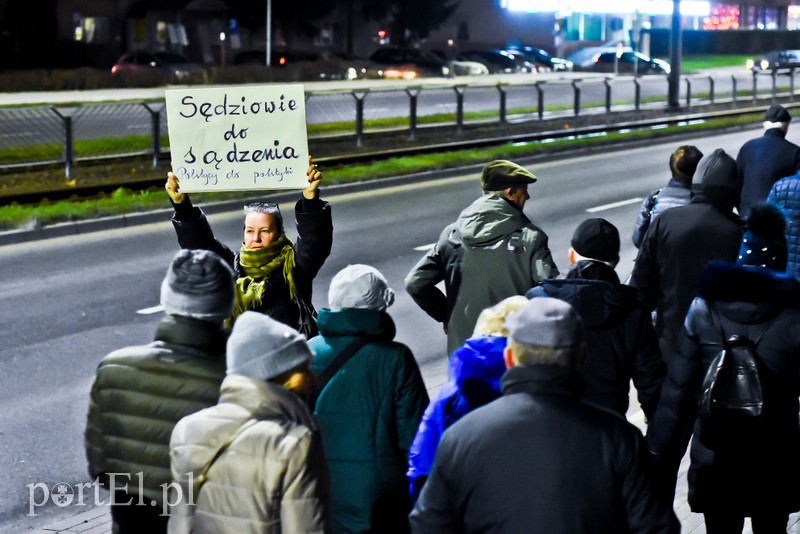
405, 160, 559, 355
85, 249, 234, 534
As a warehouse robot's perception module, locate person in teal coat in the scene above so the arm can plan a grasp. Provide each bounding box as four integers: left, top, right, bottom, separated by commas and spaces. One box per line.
308, 264, 429, 533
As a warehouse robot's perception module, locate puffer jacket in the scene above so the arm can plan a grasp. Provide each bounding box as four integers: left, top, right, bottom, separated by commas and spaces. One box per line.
631, 179, 692, 248
405, 193, 558, 354
647, 261, 800, 514
410, 364, 679, 533
85, 315, 227, 508
171, 196, 333, 329
168, 374, 331, 534
767, 171, 800, 277
737, 128, 800, 216
406, 335, 506, 499
308, 307, 429, 534
528, 260, 665, 419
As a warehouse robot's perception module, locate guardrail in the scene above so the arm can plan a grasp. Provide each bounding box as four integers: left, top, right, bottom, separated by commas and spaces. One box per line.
0, 69, 796, 177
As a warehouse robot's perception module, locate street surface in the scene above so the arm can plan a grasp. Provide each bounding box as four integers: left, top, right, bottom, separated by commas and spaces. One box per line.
2, 124, 798, 532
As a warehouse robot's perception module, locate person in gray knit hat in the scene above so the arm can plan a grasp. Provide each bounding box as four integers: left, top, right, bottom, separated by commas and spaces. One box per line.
169, 311, 331, 534
410, 297, 679, 533
86, 249, 234, 534
309, 264, 428, 533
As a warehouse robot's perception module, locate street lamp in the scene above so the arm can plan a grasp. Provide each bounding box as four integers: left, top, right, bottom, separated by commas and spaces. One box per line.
220, 31, 226, 69
668, 0, 682, 109
265, 0, 272, 67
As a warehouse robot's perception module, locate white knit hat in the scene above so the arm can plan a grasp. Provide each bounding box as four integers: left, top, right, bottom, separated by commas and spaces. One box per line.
328, 264, 395, 311
160, 249, 234, 323
226, 311, 313, 380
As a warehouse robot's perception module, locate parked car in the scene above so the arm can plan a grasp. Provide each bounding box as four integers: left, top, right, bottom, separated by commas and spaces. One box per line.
462, 50, 528, 74
111, 51, 208, 84
430, 51, 489, 76
369, 47, 451, 78
746, 50, 800, 72
501, 49, 542, 72
233, 49, 364, 80
570, 47, 670, 75
506, 45, 573, 71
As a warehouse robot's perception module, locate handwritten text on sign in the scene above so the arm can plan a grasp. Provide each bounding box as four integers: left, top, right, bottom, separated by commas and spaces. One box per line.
165, 85, 309, 192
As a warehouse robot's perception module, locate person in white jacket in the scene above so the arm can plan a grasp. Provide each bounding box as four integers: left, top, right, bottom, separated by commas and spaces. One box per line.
168, 311, 331, 533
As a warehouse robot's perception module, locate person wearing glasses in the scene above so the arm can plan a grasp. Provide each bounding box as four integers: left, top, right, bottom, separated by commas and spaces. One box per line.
164, 156, 333, 334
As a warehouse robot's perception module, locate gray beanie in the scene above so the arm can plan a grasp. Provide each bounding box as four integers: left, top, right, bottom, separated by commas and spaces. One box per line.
226, 311, 312, 380
160, 249, 234, 323
328, 264, 395, 311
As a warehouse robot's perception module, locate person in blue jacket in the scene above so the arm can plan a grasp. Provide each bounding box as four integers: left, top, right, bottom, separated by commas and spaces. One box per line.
406, 295, 527, 502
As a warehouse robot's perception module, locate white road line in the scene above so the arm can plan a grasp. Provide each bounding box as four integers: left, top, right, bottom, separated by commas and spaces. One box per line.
137, 305, 164, 315
586, 197, 643, 213
414, 243, 436, 252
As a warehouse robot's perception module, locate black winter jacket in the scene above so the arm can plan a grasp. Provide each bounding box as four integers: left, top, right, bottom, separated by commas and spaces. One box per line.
528, 260, 665, 419
646, 261, 800, 514
410, 364, 679, 533
736, 127, 800, 215
171, 196, 333, 329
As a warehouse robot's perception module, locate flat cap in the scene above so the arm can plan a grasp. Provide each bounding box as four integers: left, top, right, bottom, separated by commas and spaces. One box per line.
480, 160, 537, 191
765, 104, 791, 123
504, 297, 584, 349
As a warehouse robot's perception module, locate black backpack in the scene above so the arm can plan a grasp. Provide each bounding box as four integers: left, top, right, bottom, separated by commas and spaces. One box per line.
696, 306, 771, 449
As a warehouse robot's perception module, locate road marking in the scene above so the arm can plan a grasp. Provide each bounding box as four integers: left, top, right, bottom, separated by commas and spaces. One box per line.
586, 197, 642, 213
414, 243, 436, 252
137, 305, 164, 315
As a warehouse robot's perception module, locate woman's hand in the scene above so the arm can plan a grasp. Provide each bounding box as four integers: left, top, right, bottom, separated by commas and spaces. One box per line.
303, 155, 323, 200
165, 172, 187, 204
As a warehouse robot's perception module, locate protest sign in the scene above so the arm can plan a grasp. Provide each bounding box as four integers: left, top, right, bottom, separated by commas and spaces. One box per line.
165, 84, 309, 192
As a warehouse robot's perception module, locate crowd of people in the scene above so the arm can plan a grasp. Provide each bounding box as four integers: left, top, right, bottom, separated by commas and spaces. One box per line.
84, 104, 800, 533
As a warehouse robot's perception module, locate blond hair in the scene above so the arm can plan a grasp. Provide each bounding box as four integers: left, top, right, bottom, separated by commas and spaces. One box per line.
473, 295, 530, 337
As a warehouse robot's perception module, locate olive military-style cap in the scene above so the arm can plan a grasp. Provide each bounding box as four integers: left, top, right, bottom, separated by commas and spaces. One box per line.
480, 160, 538, 191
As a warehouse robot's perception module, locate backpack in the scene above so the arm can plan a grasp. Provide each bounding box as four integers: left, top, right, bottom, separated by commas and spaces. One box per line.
696, 306, 771, 449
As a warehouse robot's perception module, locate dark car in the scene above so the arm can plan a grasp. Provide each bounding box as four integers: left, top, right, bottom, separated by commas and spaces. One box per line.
506, 45, 573, 71
572, 48, 670, 75
369, 47, 451, 78
462, 50, 528, 74
747, 50, 800, 72
111, 51, 208, 84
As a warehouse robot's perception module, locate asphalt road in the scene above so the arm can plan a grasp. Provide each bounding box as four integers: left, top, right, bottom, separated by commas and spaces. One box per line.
0, 124, 790, 531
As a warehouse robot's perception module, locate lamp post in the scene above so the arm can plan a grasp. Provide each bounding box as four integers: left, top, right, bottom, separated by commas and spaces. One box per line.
265, 0, 272, 67
667, 0, 682, 110
220, 31, 226, 68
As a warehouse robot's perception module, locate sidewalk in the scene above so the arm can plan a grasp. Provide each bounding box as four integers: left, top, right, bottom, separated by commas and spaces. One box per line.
35, 373, 800, 533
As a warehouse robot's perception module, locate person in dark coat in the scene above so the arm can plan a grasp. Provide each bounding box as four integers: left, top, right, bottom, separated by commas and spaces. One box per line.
632, 145, 702, 248
164, 156, 333, 333
736, 104, 800, 216
308, 264, 429, 534
529, 218, 665, 420
767, 169, 800, 277
646, 203, 800, 534
630, 148, 743, 368
410, 297, 679, 534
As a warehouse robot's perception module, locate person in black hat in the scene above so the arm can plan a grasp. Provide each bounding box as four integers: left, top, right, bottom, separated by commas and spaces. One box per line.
736, 104, 800, 216
410, 297, 679, 533
646, 202, 800, 533
632, 145, 703, 248
527, 218, 665, 420
405, 159, 559, 355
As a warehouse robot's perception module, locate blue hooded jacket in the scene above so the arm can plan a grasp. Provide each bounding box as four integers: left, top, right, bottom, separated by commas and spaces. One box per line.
406, 335, 507, 500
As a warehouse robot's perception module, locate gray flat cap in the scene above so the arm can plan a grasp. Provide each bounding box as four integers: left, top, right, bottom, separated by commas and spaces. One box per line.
504, 297, 584, 349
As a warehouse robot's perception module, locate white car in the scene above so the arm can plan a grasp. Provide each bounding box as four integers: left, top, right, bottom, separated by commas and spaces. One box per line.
448, 56, 490, 76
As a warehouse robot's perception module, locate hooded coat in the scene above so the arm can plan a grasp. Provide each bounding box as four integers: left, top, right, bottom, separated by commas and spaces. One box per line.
646, 261, 800, 515
409, 364, 680, 533
630, 149, 743, 365
528, 260, 665, 419
405, 194, 558, 354
406, 336, 506, 499
736, 127, 800, 216
767, 171, 800, 277
307, 308, 429, 533
170, 196, 333, 330
169, 374, 331, 534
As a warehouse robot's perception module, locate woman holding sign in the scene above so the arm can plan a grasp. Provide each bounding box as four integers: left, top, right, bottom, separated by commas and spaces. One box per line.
164, 156, 332, 336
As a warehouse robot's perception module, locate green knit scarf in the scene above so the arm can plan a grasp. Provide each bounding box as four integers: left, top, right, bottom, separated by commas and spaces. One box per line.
231, 234, 297, 322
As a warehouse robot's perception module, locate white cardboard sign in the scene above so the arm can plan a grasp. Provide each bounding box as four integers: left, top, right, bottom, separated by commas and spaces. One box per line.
165, 84, 309, 192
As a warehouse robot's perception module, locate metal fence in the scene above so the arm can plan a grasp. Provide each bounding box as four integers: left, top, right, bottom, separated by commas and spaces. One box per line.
1, 69, 796, 177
